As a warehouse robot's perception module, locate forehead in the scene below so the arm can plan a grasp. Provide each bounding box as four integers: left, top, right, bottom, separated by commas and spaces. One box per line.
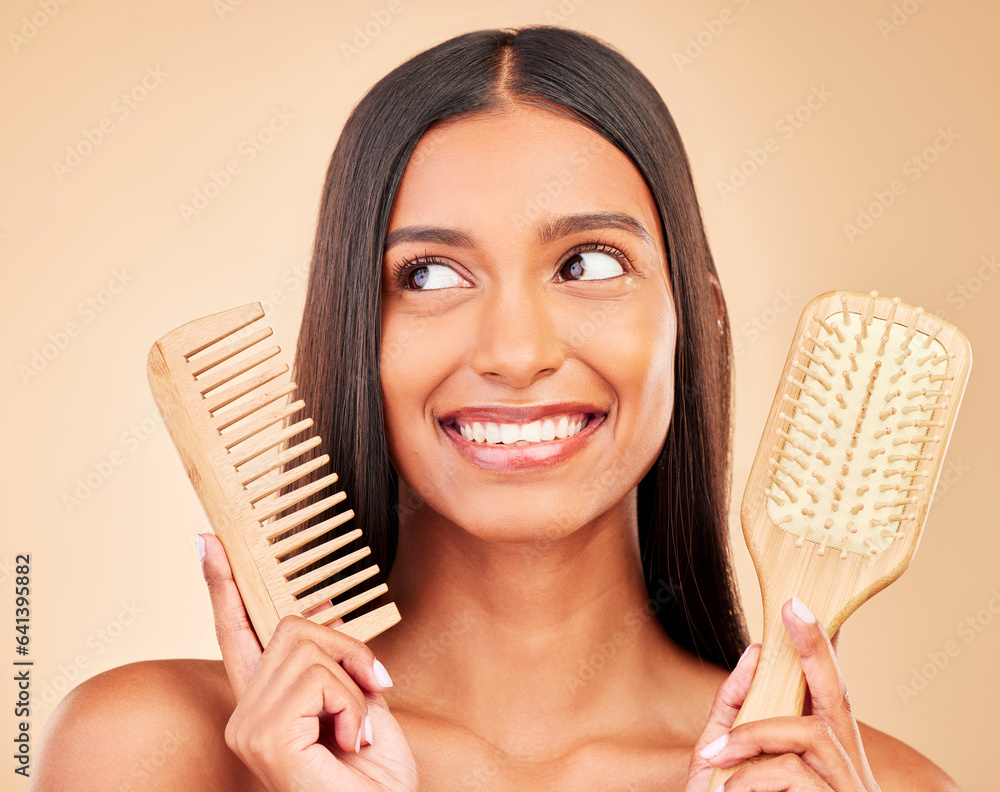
386, 104, 666, 254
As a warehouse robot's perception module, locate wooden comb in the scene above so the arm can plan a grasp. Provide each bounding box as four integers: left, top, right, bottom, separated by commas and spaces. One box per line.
711, 290, 971, 787
147, 302, 401, 646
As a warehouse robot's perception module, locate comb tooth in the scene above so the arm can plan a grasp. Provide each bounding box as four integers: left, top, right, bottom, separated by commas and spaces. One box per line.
240, 436, 322, 486
223, 400, 306, 451
253, 471, 342, 523
198, 345, 281, 396
268, 511, 356, 558
294, 564, 381, 613
309, 585, 389, 626
276, 527, 362, 577
190, 327, 273, 377
840, 295, 850, 325
214, 382, 297, 430
229, 418, 313, 469
178, 304, 265, 358
246, 454, 330, 503
205, 364, 289, 412
287, 547, 374, 597
265, 491, 348, 541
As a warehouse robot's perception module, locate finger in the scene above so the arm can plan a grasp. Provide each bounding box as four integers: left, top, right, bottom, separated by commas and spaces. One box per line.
264, 614, 393, 696
239, 638, 369, 740
689, 644, 759, 772
200, 532, 263, 697
722, 751, 836, 792
260, 661, 369, 756
782, 598, 868, 770
704, 714, 865, 791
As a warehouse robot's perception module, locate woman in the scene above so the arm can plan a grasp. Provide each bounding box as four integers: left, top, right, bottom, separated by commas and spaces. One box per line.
33, 25, 958, 791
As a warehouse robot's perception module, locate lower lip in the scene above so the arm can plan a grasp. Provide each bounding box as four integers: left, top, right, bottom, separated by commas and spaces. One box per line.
439, 414, 606, 471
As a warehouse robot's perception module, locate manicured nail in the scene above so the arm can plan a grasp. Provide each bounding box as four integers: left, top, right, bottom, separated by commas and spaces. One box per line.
791, 596, 815, 624
364, 713, 373, 746
699, 732, 728, 759
355, 726, 362, 753
711, 784, 725, 792
736, 644, 753, 666
373, 658, 393, 687
196, 534, 205, 561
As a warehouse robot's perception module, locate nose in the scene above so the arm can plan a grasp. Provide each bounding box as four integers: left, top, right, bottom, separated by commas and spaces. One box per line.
469, 279, 565, 388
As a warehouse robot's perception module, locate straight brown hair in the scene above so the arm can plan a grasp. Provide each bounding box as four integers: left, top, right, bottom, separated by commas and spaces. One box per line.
292, 25, 748, 669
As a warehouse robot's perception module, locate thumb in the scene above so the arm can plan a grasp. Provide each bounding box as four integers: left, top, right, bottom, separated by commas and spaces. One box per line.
199, 532, 263, 698
685, 643, 759, 786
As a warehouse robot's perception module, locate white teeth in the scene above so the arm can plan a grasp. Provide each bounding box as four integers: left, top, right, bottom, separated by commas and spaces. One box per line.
555, 416, 569, 439
453, 413, 594, 445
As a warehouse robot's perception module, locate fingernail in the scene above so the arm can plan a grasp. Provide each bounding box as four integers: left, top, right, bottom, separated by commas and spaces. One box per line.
196, 534, 205, 561
355, 726, 362, 753
373, 658, 393, 687
712, 784, 725, 792
364, 713, 373, 746
736, 643, 753, 666
791, 596, 815, 624
699, 732, 728, 759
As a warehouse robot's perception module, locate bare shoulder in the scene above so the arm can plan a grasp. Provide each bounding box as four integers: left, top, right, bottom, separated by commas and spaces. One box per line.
858, 719, 962, 792
31, 658, 256, 791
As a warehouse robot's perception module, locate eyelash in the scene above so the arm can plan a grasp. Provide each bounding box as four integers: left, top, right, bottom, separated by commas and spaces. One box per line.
390, 239, 637, 290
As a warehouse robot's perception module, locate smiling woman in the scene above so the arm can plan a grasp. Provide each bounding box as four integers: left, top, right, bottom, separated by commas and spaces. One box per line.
32, 24, 958, 792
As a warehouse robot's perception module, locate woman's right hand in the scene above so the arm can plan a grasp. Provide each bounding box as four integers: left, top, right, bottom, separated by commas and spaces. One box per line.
200, 532, 418, 792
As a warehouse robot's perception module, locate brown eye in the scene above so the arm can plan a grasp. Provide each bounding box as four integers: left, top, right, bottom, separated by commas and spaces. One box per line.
558, 249, 628, 282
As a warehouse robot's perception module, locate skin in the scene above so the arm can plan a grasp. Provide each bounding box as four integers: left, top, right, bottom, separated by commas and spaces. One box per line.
30, 104, 961, 792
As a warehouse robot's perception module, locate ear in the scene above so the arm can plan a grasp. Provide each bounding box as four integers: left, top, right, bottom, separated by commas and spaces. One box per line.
708, 272, 726, 329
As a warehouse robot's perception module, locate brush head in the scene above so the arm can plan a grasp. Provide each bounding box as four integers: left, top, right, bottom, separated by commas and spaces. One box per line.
148, 302, 400, 646
742, 290, 971, 616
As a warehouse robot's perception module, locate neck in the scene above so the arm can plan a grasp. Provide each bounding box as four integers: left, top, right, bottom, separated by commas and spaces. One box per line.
372, 485, 686, 753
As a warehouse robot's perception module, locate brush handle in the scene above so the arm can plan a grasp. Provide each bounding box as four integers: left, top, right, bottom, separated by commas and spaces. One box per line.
708, 611, 808, 788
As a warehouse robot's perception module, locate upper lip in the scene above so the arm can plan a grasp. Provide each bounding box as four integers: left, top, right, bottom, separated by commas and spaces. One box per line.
438, 402, 608, 425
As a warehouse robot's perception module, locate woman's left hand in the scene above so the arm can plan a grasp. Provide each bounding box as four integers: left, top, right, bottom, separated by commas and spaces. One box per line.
685, 597, 881, 791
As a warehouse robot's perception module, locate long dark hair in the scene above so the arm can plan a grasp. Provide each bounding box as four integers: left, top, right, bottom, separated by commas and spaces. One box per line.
292, 25, 748, 670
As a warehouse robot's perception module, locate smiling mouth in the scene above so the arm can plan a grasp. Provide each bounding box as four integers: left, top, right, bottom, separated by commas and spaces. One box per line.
440, 412, 601, 446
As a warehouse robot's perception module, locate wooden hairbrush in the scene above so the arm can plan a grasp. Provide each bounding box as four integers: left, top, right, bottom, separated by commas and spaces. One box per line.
147, 302, 401, 646
711, 290, 971, 787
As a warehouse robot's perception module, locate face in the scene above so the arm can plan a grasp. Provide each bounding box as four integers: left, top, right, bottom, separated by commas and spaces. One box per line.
379, 103, 676, 542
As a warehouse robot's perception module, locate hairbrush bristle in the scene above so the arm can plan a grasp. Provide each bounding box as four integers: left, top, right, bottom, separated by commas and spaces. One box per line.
764, 291, 956, 558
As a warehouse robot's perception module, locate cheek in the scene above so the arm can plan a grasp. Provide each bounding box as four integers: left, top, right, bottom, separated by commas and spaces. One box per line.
575, 297, 676, 453
379, 311, 454, 457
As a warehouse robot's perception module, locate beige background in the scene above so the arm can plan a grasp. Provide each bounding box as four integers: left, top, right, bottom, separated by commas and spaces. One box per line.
3, 0, 998, 788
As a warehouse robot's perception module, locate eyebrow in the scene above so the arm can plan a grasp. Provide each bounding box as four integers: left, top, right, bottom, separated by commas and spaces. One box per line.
382, 211, 654, 253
